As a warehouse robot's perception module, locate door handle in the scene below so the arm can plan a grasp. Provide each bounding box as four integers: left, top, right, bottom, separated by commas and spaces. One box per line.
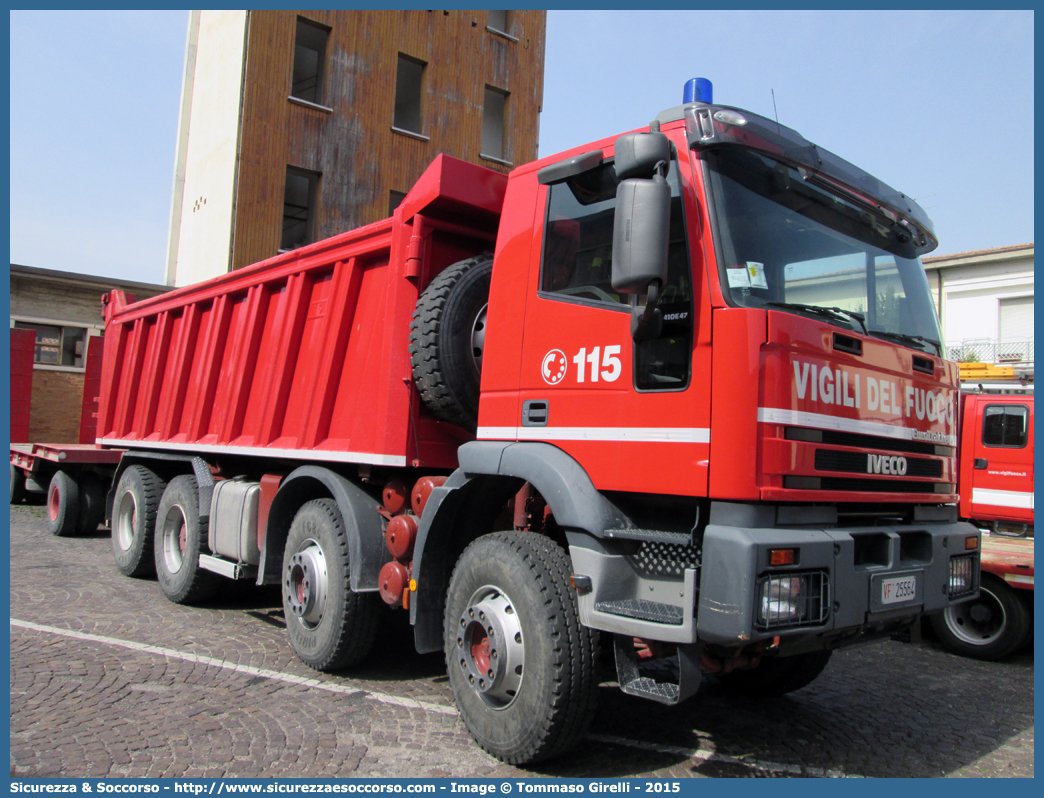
973, 458, 988, 470
522, 400, 548, 427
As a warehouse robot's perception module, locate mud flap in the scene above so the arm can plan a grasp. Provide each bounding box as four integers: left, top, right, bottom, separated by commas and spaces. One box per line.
614, 636, 702, 705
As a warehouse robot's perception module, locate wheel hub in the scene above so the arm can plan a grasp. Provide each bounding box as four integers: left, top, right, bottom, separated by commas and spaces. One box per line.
470, 304, 488, 378
456, 587, 524, 708
285, 542, 328, 626
161, 508, 188, 573
115, 492, 137, 551
969, 604, 993, 624
48, 485, 60, 522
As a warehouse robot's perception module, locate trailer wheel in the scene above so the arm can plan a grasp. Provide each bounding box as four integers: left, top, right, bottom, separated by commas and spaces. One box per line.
111, 465, 166, 577
930, 573, 1031, 660
409, 254, 493, 431
154, 475, 219, 605
76, 473, 107, 535
444, 531, 599, 765
717, 650, 833, 698
282, 499, 379, 671
10, 465, 26, 505
47, 470, 81, 537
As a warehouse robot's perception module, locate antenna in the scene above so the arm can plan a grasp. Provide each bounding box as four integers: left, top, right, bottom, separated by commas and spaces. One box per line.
771, 89, 780, 134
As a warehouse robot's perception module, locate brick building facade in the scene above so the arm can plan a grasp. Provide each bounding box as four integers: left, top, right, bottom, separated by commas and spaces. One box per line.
9, 264, 171, 442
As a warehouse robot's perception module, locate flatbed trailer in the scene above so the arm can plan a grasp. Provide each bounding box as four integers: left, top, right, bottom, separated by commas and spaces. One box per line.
10, 443, 125, 537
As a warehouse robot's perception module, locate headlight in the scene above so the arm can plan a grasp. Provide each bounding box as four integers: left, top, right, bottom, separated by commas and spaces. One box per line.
756, 570, 830, 630
759, 576, 805, 625
948, 554, 978, 599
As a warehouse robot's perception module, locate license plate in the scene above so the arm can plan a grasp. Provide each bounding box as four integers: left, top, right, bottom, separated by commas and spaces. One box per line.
880, 574, 918, 605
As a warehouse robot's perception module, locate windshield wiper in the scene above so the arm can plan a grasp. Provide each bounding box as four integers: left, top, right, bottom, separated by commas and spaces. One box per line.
766, 302, 867, 334
866, 329, 941, 355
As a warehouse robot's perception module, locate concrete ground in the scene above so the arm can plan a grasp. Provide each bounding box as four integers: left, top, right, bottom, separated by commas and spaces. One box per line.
9, 504, 1034, 778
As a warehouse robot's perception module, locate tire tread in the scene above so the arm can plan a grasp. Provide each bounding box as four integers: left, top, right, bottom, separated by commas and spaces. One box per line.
155, 475, 220, 605
409, 254, 493, 430
446, 531, 599, 765
112, 465, 166, 577
284, 499, 380, 671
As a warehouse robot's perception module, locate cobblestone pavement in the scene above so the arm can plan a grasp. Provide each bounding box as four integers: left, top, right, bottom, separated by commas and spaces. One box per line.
9, 505, 1034, 778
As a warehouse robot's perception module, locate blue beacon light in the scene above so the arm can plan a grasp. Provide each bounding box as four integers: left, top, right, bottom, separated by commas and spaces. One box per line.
683, 78, 713, 104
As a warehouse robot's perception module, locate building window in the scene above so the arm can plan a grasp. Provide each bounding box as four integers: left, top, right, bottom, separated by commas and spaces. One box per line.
291, 18, 329, 104
389, 190, 407, 216
487, 10, 509, 34
394, 55, 426, 134
481, 86, 509, 162
282, 167, 319, 251
14, 322, 87, 368
998, 295, 1034, 362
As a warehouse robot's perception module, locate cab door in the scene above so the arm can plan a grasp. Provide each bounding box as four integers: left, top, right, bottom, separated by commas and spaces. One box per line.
969, 398, 1034, 524
510, 147, 712, 496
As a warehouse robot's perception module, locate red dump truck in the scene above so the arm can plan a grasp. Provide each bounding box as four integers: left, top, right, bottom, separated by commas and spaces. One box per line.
931, 393, 1033, 659
12, 78, 981, 764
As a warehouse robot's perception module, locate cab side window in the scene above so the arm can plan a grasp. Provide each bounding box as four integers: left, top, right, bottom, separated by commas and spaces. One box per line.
541, 164, 624, 306
539, 161, 693, 391
982, 405, 1029, 448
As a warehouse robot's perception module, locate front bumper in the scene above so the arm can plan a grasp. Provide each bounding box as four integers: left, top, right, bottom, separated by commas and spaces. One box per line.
568, 501, 980, 649
697, 502, 980, 646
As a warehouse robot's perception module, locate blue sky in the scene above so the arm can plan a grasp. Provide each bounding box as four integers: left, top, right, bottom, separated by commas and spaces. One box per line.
8, 9, 1035, 285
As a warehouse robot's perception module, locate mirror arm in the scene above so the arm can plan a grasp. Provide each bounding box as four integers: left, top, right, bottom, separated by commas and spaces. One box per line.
631, 280, 663, 341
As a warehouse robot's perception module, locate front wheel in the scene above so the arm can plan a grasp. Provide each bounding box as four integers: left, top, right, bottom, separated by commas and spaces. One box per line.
445, 531, 599, 765
930, 573, 1031, 660
281, 499, 379, 671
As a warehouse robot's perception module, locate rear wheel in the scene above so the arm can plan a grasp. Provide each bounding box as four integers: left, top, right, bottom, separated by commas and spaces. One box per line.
47, 470, 80, 537
10, 465, 26, 505
445, 531, 599, 765
76, 473, 107, 535
717, 650, 833, 697
931, 573, 1031, 660
154, 475, 219, 605
111, 465, 166, 577
282, 499, 379, 671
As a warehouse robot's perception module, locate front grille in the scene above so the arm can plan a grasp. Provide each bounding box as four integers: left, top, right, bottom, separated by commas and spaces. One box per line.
755, 569, 830, 631
785, 476, 953, 494
814, 449, 944, 478
786, 426, 953, 457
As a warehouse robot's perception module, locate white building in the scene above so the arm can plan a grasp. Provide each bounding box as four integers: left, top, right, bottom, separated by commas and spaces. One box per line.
923, 243, 1034, 373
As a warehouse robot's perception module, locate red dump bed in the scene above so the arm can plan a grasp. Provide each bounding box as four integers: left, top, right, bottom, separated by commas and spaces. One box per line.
96, 155, 506, 470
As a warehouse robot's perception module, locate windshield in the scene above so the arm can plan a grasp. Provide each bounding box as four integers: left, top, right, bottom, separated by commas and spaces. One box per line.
703, 147, 943, 354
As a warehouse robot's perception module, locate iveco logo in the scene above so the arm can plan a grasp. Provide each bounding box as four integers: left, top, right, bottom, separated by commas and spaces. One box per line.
868, 454, 908, 476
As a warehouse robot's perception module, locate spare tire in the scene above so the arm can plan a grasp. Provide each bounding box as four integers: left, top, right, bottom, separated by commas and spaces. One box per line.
409, 254, 493, 431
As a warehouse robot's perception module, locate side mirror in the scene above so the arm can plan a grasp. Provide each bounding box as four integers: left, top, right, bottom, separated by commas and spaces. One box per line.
612, 132, 671, 341
614, 132, 670, 180
611, 177, 670, 294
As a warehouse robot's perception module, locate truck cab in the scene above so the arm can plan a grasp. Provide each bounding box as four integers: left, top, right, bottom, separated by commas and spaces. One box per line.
958, 393, 1034, 535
